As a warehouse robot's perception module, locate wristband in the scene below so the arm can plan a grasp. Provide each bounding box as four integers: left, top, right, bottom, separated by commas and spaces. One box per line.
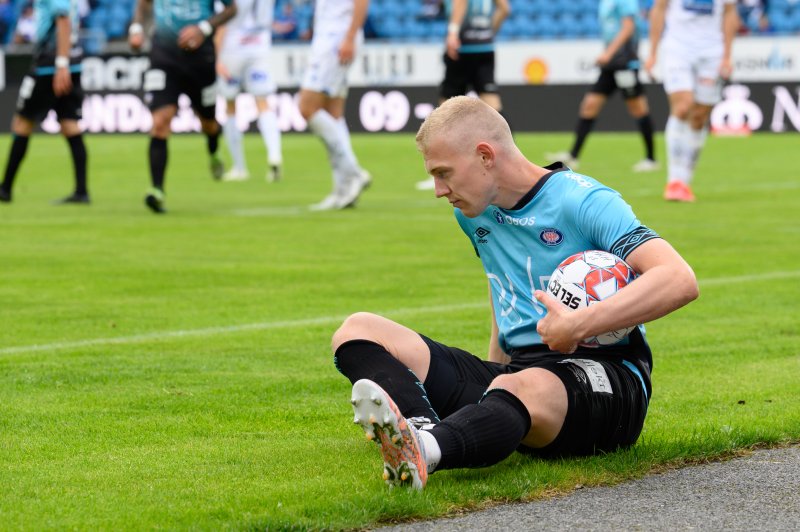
198, 20, 213, 37
55, 56, 70, 69
129, 22, 144, 36
447, 23, 460, 35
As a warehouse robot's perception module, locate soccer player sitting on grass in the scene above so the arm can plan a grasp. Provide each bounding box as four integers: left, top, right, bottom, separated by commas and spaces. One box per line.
331, 96, 699, 489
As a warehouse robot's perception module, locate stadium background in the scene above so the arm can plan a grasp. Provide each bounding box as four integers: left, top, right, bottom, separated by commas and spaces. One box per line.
0, 0, 798, 133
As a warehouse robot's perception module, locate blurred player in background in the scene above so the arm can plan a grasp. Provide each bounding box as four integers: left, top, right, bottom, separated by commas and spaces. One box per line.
1, 0, 90, 205
415, 0, 510, 191
129, 0, 237, 214
216, 0, 283, 183
645, 0, 739, 202
546, 0, 658, 173
298, 0, 371, 211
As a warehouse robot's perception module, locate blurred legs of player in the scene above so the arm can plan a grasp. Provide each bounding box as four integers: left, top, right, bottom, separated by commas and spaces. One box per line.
545, 70, 657, 173
218, 53, 283, 183
299, 89, 368, 210
1, 76, 90, 205
663, 92, 713, 203
145, 104, 222, 213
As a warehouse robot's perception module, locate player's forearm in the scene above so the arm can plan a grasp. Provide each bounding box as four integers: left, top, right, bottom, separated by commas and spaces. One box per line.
647, 0, 667, 54
491, 0, 510, 32
132, 0, 152, 25
448, 0, 468, 30
722, 5, 739, 60
605, 16, 634, 57
346, 0, 369, 40
573, 241, 698, 340
55, 15, 71, 60
208, 3, 237, 32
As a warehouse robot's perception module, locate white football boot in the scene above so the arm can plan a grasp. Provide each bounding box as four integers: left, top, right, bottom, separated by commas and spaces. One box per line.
351, 379, 429, 490
221, 168, 250, 182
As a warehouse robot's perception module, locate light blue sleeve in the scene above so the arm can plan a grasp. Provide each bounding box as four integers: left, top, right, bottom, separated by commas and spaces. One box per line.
573, 186, 641, 254
619, 0, 639, 17
50, 0, 72, 16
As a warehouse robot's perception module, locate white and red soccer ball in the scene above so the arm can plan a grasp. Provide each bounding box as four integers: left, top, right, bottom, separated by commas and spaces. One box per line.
546, 250, 637, 347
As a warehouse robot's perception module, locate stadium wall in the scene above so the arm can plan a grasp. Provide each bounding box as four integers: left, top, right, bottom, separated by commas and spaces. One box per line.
0, 36, 798, 134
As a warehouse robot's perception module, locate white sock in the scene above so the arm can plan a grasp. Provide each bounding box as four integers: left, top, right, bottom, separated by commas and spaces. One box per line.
336, 117, 362, 174
416, 428, 441, 474
223, 116, 246, 172
257, 110, 282, 166
665, 115, 691, 184
684, 126, 708, 185
307, 110, 360, 179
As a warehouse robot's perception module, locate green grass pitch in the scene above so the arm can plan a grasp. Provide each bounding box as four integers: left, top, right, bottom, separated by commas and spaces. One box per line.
0, 131, 798, 529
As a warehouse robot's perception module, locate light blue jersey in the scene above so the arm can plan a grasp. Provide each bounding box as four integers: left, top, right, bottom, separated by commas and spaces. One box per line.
598, 0, 640, 70
445, 0, 496, 54
455, 164, 659, 354
32, 0, 81, 74
153, 0, 233, 44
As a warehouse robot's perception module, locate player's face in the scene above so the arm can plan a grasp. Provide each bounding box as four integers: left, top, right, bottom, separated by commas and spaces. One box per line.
423, 138, 495, 217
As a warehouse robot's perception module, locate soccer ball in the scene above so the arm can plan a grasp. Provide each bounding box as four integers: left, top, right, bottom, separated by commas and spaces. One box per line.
546, 250, 637, 347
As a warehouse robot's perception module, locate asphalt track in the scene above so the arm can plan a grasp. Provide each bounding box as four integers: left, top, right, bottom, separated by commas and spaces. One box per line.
382, 445, 800, 531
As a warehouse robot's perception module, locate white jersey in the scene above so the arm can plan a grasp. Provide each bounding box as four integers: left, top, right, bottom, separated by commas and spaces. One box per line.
663, 0, 735, 51
313, 0, 355, 35
220, 0, 275, 56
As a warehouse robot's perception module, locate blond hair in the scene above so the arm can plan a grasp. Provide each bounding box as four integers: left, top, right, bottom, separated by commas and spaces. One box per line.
415, 96, 513, 154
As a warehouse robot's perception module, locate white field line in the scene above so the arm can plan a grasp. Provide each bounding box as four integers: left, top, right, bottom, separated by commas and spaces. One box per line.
2, 270, 799, 356
0, 302, 487, 356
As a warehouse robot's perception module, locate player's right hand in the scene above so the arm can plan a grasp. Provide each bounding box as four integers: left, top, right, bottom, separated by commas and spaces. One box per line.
53, 68, 72, 97
643, 55, 656, 80
216, 61, 230, 80
129, 32, 144, 51
446, 33, 460, 60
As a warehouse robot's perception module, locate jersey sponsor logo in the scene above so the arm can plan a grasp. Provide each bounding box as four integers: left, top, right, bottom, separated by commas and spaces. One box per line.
539, 228, 564, 246
563, 171, 594, 188
474, 227, 491, 244
502, 215, 536, 226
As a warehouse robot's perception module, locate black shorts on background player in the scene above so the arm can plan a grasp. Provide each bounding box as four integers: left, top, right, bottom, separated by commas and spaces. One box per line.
144, 39, 217, 119
17, 70, 83, 122
440, 52, 498, 99
590, 68, 645, 99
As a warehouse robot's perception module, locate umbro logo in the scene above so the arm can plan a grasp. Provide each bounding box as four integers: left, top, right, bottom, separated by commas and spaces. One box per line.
474, 227, 491, 244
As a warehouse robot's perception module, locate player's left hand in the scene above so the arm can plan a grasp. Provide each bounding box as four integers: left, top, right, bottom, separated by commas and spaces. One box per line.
719, 57, 733, 80
534, 290, 580, 354
216, 61, 230, 80
596, 51, 611, 67
53, 67, 72, 97
338, 37, 356, 65
178, 25, 204, 51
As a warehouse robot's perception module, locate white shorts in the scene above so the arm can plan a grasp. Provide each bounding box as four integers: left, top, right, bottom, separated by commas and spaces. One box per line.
300, 31, 362, 99
660, 41, 724, 105
217, 54, 277, 100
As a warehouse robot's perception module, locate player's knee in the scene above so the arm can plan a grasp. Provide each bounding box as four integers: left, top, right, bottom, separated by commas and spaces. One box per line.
331, 312, 380, 351
488, 373, 524, 397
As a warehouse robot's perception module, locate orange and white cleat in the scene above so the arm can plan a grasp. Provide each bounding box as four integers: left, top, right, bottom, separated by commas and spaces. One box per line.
350, 379, 428, 489
663, 180, 696, 202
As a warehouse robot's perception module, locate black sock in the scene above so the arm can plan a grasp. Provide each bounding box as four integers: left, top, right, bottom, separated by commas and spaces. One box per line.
636, 115, 655, 161
206, 124, 220, 156
430, 388, 531, 470
570, 117, 596, 159
66, 134, 88, 195
149, 137, 168, 190
334, 339, 439, 421
1, 134, 30, 192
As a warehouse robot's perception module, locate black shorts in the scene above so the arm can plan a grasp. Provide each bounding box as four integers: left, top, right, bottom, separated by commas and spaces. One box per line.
440, 51, 498, 99
144, 41, 217, 119
420, 334, 650, 458
590, 68, 645, 100
16, 72, 83, 122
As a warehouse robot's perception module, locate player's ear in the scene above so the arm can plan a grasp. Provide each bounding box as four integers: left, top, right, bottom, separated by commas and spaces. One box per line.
476, 142, 495, 168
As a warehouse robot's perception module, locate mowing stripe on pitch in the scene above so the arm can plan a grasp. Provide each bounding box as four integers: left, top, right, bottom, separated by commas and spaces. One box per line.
2, 270, 799, 356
